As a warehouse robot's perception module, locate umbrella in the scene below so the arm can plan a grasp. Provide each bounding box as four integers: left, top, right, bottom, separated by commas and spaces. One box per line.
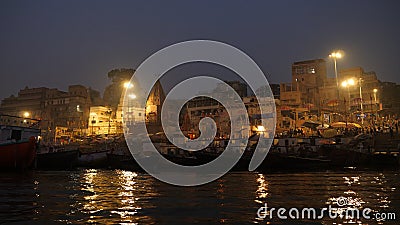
317, 124, 329, 129
348, 123, 362, 128
330, 122, 362, 128
327, 99, 339, 107
330, 122, 347, 128
302, 120, 321, 129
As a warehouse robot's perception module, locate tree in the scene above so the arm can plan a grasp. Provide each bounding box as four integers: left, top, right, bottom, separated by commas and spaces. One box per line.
103, 68, 135, 111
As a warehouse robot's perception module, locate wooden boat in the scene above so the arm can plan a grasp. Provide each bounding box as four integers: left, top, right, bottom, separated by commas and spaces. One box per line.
0, 115, 41, 169
78, 150, 109, 168
106, 152, 144, 171
194, 146, 331, 172
36, 146, 79, 170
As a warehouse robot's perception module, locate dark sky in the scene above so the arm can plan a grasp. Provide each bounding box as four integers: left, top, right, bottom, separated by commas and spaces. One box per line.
1, 0, 399, 99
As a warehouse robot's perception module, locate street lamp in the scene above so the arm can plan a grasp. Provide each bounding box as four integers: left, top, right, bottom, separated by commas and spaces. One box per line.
329, 51, 343, 101
106, 109, 112, 135
341, 80, 353, 111
123, 82, 133, 89
358, 78, 364, 125
128, 94, 137, 99
90, 112, 97, 135
373, 88, 378, 102
373, 88, 378, 123
341, 78, 357, 124
23, 112, 30, 118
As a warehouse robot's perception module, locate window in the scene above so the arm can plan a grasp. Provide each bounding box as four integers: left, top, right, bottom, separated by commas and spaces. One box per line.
11, 130, 22, 141
295, 67, 304, 74
308, 67, 316, 74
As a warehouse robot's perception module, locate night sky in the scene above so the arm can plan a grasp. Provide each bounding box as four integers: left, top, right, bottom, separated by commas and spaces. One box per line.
1, 0, 399, 99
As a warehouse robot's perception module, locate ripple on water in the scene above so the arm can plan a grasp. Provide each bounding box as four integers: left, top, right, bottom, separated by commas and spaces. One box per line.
0, 170, 398, 224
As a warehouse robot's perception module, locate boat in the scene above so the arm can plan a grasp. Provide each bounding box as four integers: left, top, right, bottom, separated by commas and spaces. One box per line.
0, 114, 41, 169
193, 144, 331, 172
77, 143, 115, 168
78, 150, 109, 168
36, 146, 80, 170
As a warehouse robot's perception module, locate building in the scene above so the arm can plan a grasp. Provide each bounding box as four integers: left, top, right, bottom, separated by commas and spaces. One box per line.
88, 106, 115, 135
270, 84, 280, 99
279, 59, 382, 129
0, 85, 96, 143
318, 67, 381, 124
379, 82, 398, 116
0, 87, 48, 119
280, 59, 327, 109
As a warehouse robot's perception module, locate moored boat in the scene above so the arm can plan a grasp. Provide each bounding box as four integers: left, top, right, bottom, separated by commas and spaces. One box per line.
78, 150, 109, 168
0, 114, 41, 169
36, 146, 80, 170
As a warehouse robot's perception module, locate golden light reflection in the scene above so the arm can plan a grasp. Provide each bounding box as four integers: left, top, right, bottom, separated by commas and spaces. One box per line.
70, 169, 156, 224
114, 170, 142, 222
326, 175, 368, 224
255, 174, 269, 203
82, 169, 102, 213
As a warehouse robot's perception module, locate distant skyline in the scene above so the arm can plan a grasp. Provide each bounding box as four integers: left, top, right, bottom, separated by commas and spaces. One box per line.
1, 1, 400, 99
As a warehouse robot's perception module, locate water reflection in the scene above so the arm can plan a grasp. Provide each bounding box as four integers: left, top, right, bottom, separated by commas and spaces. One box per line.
256, 173, 269, 201
0, 170, 398, 224
324, 173, 399, 225
68, 169, 156, 224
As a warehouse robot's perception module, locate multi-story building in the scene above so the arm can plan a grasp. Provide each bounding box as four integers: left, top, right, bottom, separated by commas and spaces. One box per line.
280, 59, 327, 109
380, 82, 400, 116
319, 67, 381, 123
0, 87, 48, 119
88, 106, 116, 135
0, 85, 95, 142
279, 59, 381, 128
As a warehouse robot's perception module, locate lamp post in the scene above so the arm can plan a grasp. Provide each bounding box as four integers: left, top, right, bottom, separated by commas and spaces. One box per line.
23, 111, 30, 118
373, 88, 378, 124
107, 109, 112, 135
358, 78, 364, 125
341, 78, 355, 111
329, 51, 343, 102
341, 78, 357, 125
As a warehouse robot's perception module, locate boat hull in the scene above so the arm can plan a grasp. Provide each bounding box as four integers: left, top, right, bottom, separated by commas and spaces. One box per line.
106, 153, 144, 171
36, 150, 79, 170
78, 151, 109, 168
0, 137, 36, 169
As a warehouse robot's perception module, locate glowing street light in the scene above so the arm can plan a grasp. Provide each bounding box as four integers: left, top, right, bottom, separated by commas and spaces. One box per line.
256, 125, 266, 132
23, 112, 30, 118
373, 88, 378, 104
341, 78, 356, 116
329, 50, 344, 101
128, 94, 137, 99
373, 88, 378, 122
123, 82, 133, 89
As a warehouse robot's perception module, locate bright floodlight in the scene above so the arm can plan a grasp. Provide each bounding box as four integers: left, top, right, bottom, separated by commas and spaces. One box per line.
341, 80, 348, 87
329, 51, 343, 59
347, 78, 355, 86
124, 82, 133, 89
257, 125, 266, 132
373, 88, 378, 93
23, 112, 30, 118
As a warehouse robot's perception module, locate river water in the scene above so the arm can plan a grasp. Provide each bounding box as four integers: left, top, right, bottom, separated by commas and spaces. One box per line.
0, 169, 398, 224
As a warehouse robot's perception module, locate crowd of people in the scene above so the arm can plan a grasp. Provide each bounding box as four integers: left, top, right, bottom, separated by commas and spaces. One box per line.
278, 118, 400, 138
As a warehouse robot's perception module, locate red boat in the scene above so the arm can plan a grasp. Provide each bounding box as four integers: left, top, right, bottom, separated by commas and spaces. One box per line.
0, 115, 40, 169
